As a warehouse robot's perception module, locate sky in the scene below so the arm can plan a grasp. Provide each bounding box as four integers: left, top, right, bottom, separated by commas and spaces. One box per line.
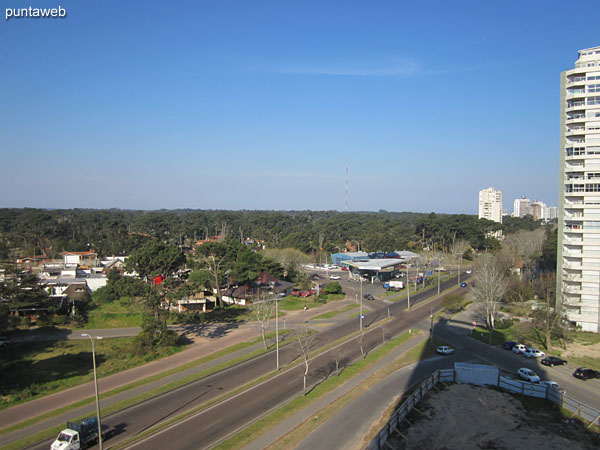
1, 0, 598, 214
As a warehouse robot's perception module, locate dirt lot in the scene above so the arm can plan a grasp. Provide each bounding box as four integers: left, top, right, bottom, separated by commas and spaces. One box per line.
387, 383, 599, 450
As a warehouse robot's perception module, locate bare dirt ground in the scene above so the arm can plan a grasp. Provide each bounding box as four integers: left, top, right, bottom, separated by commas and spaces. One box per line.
563, 342, 600, 359
387, 383, 599, 450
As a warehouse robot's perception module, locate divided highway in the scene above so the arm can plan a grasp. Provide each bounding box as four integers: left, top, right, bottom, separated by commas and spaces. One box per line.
28, 275, 466, 450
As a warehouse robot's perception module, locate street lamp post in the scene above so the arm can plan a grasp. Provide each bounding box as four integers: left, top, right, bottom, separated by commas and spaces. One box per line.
430, 307, 434, 341
437, 255, 442, 295
359, 277, 363, 331
406, 266, 410, 310
81, 333, 103, 450
275, 294, 279, 370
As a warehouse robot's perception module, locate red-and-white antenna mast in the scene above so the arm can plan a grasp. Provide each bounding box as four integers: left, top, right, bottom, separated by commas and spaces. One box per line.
345, 161, 349, 212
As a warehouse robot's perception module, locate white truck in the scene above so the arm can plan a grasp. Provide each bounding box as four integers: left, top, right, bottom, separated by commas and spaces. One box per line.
384, 280, 404, 290
51, 417, 99, 450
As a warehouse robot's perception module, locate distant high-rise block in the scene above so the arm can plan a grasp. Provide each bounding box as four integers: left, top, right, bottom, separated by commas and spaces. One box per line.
558, 46, 600, 333
513, 196, 532, 218
478, 187, 503, 223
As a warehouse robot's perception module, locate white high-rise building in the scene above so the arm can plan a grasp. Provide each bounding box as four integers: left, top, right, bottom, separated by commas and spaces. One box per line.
478, 187, 503, 223
558, 46, 600, 332
513, 196, 532, 218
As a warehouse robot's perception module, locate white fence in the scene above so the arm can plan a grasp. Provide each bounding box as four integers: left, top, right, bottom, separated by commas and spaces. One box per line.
366, 365, 600, 450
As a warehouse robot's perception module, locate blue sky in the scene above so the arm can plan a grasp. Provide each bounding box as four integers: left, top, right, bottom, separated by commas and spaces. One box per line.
1, 0, 598, 213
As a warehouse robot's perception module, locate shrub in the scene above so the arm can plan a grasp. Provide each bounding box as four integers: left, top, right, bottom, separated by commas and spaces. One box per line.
322, 282, 343, 295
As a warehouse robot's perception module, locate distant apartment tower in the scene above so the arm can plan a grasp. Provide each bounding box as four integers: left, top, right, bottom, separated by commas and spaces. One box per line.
478, 187, 503, 223
531, 200, 547, 221
513, 196, 532, 218
558, 46, 600, 332
547, 206, 559, 220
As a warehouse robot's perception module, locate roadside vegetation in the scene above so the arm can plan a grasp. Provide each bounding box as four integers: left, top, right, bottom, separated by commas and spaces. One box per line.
0, 336, 184, 410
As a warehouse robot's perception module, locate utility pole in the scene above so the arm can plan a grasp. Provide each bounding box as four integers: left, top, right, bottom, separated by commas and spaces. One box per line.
406, 266, 410, 310
458, 255, 462, 285
275, 294, 279, 370
437, 254, 441, 295
360, 277, 363, 331
82, 334, 103, 450
430, 307, 434, 342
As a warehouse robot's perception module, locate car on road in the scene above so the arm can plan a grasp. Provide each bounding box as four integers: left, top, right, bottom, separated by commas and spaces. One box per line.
436, 346, 455, 355
512, 344, 527, 354
460, 282, 467, 287
311, 274, 320, 280
0, 336, 7, 347
466, 269, 472, 274
329, 275, 341, 280
541, 356, 567, 367
539, 381, 565, 394
573, 367, 600, 380
517, 368, 540, 383
502, 341, 517, 350
523, 348, 545, 358
363, 293, 375, 301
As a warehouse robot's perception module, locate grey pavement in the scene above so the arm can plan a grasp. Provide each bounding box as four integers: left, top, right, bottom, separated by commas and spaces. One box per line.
242, 320, 431, 450
0, 297, 357, 447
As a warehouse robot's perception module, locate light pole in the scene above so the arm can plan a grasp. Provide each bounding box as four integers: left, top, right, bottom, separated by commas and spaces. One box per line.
458, 254, 463, 285
275, 294, 279, 370
437, 254, 442, 295
430, 307, 434, 341
359, 277, 363, 331
406, 266, 410, 310
81, 333, 103, 450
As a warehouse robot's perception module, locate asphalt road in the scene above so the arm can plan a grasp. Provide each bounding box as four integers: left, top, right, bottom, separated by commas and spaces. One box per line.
29, 274, 466, 450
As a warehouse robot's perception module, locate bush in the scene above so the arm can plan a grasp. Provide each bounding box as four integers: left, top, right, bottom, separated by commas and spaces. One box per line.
20, 316, 31, 328
322, 282, 343, 295
442, 294, 465, 312
315, 294, 328, 304
495, 318, 515, 330
53, 315, 68, 326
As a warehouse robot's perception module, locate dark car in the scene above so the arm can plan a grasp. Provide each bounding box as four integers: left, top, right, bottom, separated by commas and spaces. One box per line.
573, 367, 600, 380
502, 341, 517, 350
541, 356, 568, 367
363, 293, 375, 301
460, 282, 467, 287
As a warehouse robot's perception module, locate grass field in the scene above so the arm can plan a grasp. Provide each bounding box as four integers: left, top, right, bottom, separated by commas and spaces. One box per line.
0, 337, 183, 410
311, 304, 360, 320
278, 293, 345, 311
84, 297, 145, 328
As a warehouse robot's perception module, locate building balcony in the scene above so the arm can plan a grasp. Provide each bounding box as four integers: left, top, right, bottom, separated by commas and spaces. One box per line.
566, 114, 586, 123
566, 101, 586, 110
567, 76, 586, 85
567, 91, 587, 98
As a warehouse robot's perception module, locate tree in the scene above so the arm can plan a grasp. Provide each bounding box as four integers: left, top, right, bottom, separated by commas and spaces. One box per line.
531, 273, 567, 353
296, 327, 317, 396
252, 295, 276, 349
126, 240, 185, 347
0, 263, 48, 313
195, 242, 228, 308
322, 282, 343, 295
471, 255, 507, 345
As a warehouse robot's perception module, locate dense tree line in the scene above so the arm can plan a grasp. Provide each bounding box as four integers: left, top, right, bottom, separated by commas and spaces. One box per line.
0, 208, 534, 259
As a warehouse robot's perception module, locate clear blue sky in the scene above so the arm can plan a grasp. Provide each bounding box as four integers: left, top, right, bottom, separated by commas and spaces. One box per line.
1, 0, 598, 213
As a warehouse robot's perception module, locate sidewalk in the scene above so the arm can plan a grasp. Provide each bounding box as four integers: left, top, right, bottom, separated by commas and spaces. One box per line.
243, 321, 430, 450
243, 307, 475, 450
0, 297, 354, 445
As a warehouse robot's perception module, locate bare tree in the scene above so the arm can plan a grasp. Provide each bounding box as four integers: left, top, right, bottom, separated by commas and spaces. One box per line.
531, 273, 567, 353
196, 243, 227, 308
358, 329, 366, 359
252, 295, 276, 349
331, 346, 344, 376
296, 327, 317, 396
471, 255, 507, 345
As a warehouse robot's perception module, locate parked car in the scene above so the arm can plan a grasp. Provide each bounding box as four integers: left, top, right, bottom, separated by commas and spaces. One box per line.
300, 290, 313, 297
539, 381, 565, 394
512, 344, 527, 354
502, 341, 517, 350
466, 269, 472, 274
573, 367, 600, 380
436, 346, 455, 355
363, 293, 375, 301
523, 348, 545, 358
290, 290, 303, 297
311, 274, 321, 280
517, 368, 540, 383
541, 356, 567, 367
329, 275, 341, 280
0, 336, 8, 347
